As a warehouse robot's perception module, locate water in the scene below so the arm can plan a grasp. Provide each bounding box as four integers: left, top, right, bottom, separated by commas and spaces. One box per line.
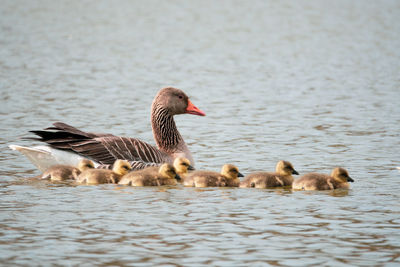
1, 0, 400, 266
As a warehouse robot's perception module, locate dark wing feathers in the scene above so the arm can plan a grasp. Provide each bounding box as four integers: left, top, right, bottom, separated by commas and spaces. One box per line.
96, 136, 167, 165
98, 160, 160, 170
49, 122, 97, 138
29, 122, 170, 168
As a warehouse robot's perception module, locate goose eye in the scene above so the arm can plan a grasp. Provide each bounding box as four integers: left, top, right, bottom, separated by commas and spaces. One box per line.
178, 95, 183, 99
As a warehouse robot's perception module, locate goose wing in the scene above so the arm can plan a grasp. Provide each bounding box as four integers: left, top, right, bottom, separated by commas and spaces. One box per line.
29, 122, 169, 167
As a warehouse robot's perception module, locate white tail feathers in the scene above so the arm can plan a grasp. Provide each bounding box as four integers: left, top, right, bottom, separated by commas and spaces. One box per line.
9, 144, 98, 172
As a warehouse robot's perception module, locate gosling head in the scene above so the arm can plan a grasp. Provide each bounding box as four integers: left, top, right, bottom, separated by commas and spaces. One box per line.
159, 163, 181, 181
331, 167, 354, 183
221, 164, 244, 180
112, 160, 132, 176
276, 160, 299, 176
78, 159, 95, 172
173, 157, 195, 175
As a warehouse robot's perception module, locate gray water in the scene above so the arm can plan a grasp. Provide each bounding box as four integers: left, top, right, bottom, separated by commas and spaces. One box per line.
1, 0, 400, 266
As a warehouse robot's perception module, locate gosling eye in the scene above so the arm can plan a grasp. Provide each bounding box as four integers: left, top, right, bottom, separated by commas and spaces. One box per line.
122, 166, 130, 170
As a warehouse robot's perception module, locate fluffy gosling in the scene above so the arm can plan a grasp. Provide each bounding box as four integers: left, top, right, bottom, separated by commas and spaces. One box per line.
118, 163, 180, 186
41, 159, 94, 181
174, 157, 194, 179
292, 167, 354, 190
77, 159, 131, 184
240, 160, 298, 188
183, 164, 243, 187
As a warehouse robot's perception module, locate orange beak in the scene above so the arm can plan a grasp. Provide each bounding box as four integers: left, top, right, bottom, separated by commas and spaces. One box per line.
186, 100, 206, 116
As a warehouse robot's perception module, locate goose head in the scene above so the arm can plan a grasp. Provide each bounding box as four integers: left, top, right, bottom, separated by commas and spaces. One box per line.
152, 87, 206, 116
159, 163, 181, 181
221, 164, 244, 180
78, 159, 95, 172
112, 160, 132, 176
331, 167, 354, 183
173, 157, 194, 176
276, 160, 299, 176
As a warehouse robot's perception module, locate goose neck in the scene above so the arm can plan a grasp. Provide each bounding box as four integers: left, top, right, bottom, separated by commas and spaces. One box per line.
151, 105, 184, 152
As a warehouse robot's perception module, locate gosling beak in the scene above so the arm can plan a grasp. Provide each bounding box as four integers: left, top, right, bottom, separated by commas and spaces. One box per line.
347, 176, 354, 182
188, 165, 195, 171
238, 172, 244, 177
175, 174, 182, 181
292, 169, 299, 175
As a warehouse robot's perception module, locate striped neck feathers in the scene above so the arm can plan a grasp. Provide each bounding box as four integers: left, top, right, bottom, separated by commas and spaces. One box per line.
151, 104, 184, 153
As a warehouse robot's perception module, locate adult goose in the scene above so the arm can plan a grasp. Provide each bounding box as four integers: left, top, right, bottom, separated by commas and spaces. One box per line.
9, 87, 205, 171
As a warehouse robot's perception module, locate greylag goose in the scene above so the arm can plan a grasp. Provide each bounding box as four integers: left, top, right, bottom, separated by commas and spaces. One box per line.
118, 163, 180, 186
9, 87, 205, 171
183, 164, 243, 187
41, 159, 94, 181
292, 167, 354, 190
77, 159, 131, 184
240, 160, 299, 188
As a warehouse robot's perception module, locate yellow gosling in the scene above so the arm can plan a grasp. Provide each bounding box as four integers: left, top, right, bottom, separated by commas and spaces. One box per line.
41, 159, 94, 181
173, 157, 194, 179
292, 167, 354, 190
183, 164, 243, 187
240, 160, 299, 188
119, 163, 180, 186
77, 159, 131, 184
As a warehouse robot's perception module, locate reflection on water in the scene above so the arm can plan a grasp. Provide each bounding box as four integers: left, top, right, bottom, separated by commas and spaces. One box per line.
1, 0, 400, 266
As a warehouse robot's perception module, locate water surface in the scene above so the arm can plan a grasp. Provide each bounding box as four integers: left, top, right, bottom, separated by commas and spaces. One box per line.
1, 0, 400, 266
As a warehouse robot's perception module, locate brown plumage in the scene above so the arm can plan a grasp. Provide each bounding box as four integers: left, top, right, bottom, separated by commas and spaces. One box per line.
183, 164, 243, 187
41, 159, 94, 181
28, 87, 205, 170
77, 159, 132, 184
118, 163, 180, 186
240, 160, 299, 188
292, 167, 354, 190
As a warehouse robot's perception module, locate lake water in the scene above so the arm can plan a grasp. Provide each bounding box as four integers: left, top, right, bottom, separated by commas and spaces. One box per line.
1, 0, 400, 266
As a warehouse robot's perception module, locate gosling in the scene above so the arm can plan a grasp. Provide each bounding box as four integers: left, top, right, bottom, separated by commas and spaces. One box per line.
77, 159, 131, 184
41, 159, 94, 181
292, 167, 354, 190
183, 164, 243, 187
118, 163, 180, 186
240, 160, 299, 188
174, 157, 195, 179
